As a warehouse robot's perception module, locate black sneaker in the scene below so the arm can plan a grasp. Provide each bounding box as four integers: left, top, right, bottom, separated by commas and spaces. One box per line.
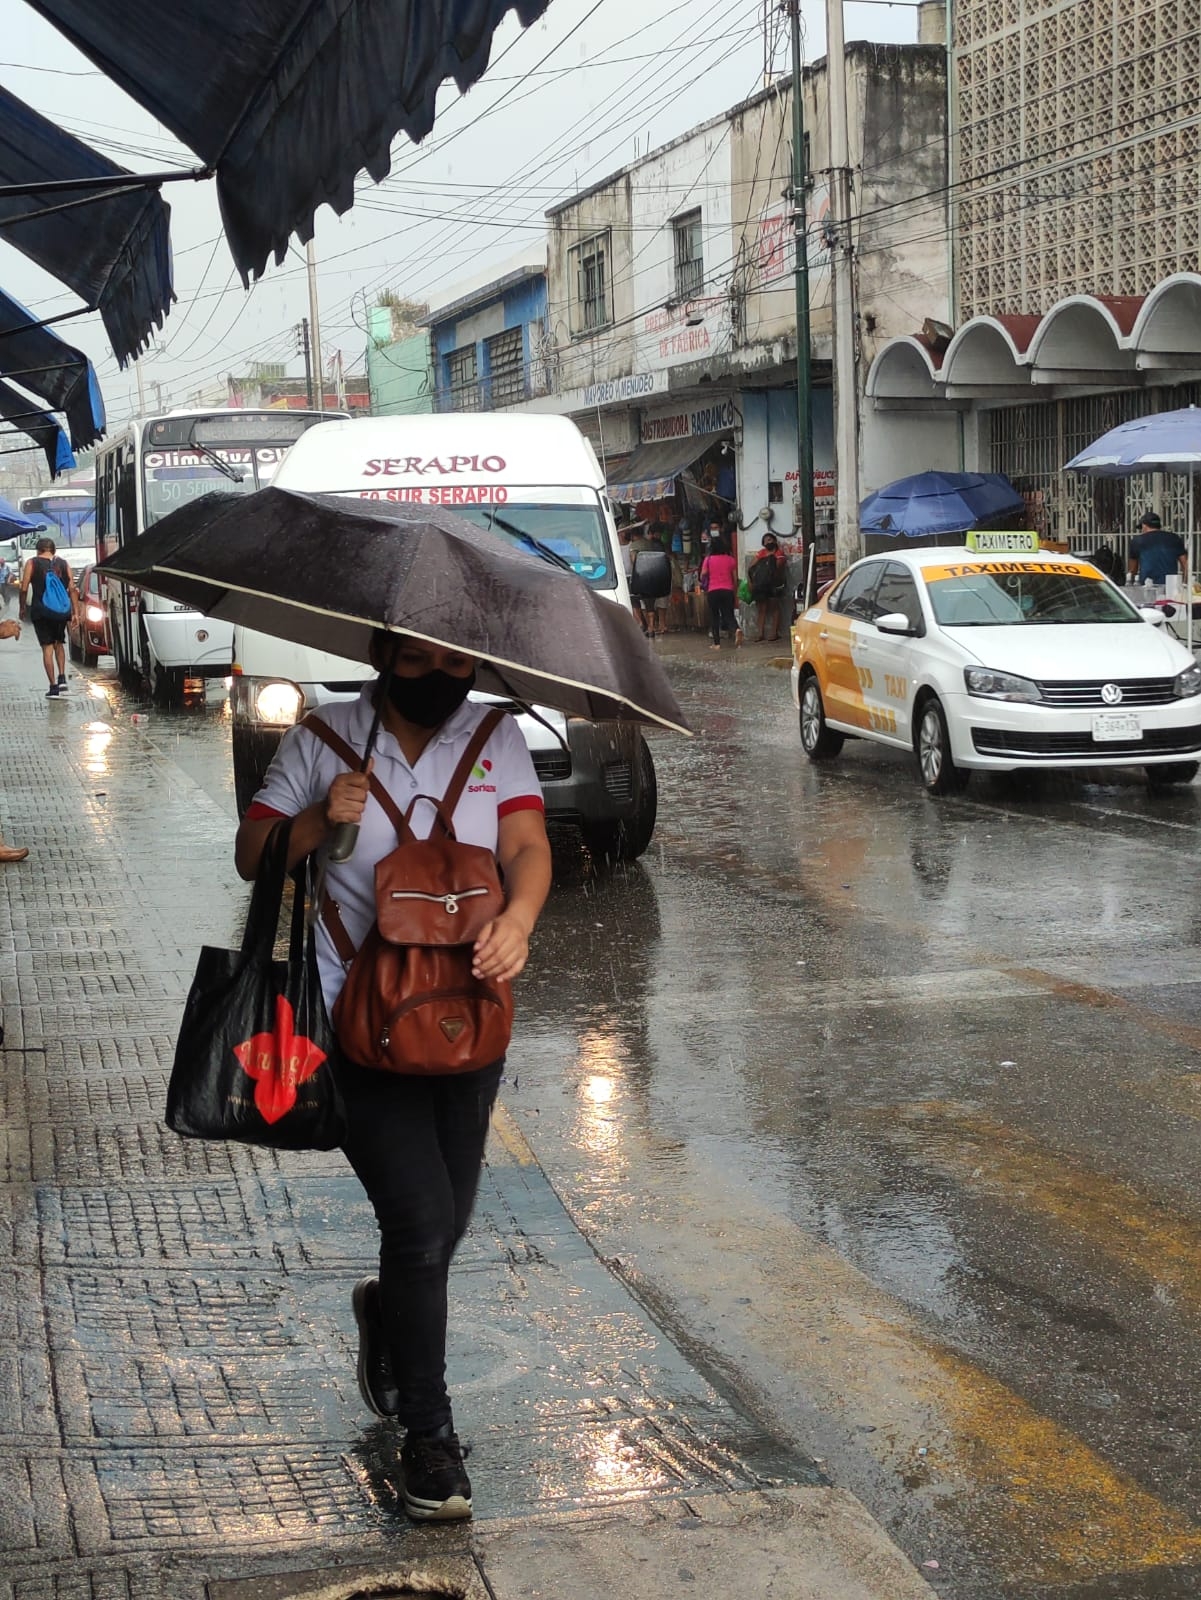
45, 684, 60, 697
56, 674, 67, 688
351, 1276, 400, 1419
401, 1424, 472, 1521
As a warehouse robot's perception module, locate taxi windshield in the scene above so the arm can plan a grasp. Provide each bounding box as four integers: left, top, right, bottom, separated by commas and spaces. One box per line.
926, 566, 1142, 626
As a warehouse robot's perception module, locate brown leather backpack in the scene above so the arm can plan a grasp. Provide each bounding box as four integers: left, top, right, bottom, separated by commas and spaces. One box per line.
303, 709, 513, 1076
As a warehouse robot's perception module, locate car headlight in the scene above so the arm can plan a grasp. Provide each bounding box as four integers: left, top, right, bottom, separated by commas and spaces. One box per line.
1173, 663, 1201, 698
254, 681, 304, 725
964, 667, 1042, 703
84, 603, 104, 623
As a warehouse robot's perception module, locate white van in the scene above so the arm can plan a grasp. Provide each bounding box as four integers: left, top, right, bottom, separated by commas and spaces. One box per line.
231, 413, 660, 862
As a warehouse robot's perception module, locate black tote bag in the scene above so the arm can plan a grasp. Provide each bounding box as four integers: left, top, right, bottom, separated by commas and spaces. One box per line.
166, 822, 346, 1149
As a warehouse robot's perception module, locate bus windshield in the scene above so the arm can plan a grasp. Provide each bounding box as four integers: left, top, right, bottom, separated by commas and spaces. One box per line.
19, 494, 96, 550
448, 502, 616, 589
141, 445, 284, 526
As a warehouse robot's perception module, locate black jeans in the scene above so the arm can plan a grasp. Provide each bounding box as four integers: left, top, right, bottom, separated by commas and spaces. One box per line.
339, 1057, 503, 1433
707, 588, 737, 644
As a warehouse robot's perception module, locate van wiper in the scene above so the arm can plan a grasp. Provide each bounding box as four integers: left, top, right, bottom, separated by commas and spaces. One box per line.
186, 422, 244, 484
489, 513, 573, 572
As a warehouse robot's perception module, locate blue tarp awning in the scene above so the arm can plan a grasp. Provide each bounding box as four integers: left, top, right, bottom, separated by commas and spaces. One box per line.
22, 0, 553, 285
0, 286, 105, 449
0, 87, 174, 365
0, 380, 75, 477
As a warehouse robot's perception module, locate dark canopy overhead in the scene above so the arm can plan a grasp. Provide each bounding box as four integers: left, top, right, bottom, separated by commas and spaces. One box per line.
0, 286, 105, 450
0, 378, 75, 477
0, 87, 174, 365
23, 0, 554, 285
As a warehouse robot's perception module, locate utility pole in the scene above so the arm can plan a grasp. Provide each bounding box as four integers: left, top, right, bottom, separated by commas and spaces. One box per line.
306, 238, 324, 411
296, 318, 313, 407
826, 0, 861, 574
788, 0, 815, 563
134, 358, 145, 417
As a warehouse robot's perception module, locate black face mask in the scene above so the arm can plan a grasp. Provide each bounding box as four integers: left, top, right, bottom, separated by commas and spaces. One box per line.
384, 667, 475, 728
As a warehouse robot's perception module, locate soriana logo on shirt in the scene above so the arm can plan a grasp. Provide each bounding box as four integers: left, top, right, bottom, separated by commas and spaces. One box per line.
469, 758, 497, 794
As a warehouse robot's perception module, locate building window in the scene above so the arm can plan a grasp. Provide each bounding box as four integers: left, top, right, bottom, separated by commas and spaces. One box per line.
486, 326, 526, 407
569, 231, 611, 334
445, 344, 480, 410
673, 209, 703, 300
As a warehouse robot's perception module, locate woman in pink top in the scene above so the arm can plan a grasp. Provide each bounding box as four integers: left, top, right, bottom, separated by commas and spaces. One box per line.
700, 537, 739, 649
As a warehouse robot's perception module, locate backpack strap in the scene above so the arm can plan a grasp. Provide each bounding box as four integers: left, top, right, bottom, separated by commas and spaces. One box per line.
301, 714, 413, 843
441, 709, 506, 817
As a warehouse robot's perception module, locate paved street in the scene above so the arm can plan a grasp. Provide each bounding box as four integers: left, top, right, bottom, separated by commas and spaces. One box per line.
6, 627, 1201, 1598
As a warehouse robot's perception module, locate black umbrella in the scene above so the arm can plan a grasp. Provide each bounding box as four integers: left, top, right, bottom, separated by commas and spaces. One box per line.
98, 487, 689, 735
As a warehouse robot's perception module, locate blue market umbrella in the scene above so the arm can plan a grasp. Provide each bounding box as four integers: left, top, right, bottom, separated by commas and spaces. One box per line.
1064, 406, 1201, 475
1066, 405, 1201, 650
859, 471, 1025, 538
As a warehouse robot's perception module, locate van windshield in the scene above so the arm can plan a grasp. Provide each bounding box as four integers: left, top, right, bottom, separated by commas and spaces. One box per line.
450, 503, 616, 589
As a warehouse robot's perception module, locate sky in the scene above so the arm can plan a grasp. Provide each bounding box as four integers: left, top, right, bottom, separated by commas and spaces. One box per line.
0, 0, 917, 467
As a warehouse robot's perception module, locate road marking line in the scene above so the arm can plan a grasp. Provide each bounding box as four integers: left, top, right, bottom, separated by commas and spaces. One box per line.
883, 1099, 1201, 1311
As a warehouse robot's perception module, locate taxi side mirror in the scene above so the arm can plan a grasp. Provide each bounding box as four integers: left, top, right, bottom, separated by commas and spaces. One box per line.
876, 611, 918, 636
1138, 607, 1167, 627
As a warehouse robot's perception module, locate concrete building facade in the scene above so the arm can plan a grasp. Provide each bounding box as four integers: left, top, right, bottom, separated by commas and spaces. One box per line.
425, 260, 550, 414
867, 0, 1201, 546
539, 44, 947, 574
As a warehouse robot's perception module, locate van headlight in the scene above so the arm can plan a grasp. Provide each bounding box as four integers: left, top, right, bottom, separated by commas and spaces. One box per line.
964, 667, 1042, 703
254, 681, 304, 725
1173, 663, 1201, 698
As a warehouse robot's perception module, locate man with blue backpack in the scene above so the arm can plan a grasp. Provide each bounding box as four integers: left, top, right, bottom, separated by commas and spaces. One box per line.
20, 536, 77, 697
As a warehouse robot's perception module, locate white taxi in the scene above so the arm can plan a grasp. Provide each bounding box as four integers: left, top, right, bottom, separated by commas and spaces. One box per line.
791, 533, 1201, 794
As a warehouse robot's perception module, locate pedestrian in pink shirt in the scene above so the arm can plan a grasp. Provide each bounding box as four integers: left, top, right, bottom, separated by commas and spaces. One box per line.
700, 537, 739, 649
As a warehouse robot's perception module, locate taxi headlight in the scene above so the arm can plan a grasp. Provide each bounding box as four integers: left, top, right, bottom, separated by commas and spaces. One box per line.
254, 681, 304, 725
964, 667, 1042, 703
1173, 664, 1201, 698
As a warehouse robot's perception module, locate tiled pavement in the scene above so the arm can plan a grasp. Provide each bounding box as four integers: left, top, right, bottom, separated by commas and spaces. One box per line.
0, 640, 802, 1598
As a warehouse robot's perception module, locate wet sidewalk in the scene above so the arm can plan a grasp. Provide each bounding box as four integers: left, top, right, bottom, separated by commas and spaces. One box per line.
0, 631, 929, 1599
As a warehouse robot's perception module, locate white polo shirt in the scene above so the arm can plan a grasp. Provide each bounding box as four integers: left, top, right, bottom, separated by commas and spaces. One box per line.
247, 685, 543, 1007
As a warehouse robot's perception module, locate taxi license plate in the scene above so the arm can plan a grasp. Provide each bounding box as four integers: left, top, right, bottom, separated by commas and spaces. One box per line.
1092, 712, 1142, 741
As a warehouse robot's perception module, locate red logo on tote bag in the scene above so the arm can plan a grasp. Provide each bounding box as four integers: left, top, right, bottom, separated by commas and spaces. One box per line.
233, 995, 327, 1123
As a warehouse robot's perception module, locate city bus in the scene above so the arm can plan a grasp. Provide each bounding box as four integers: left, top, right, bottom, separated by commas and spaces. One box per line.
94, 408, 339, 702
17, 488, 97, 574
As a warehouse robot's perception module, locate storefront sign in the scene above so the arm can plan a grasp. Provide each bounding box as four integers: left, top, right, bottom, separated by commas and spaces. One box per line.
641, 398, 736, 444
558, 372, 664, 412
785, 466, 835, 499
755, 182, 832, 287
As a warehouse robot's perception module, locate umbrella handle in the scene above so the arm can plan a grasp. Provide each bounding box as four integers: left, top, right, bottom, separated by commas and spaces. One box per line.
327, 822, 359, 864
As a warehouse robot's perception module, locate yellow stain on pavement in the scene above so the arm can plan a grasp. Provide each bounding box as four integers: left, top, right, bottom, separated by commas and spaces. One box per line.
490, 1100, 537, 1167
924, 1341, 1201, 1576
884, 1100, 1201, 1310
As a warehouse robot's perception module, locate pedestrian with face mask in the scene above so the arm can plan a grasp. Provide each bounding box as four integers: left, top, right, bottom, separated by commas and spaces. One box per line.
234, 630, 551, 1522
747, 531, 787, 642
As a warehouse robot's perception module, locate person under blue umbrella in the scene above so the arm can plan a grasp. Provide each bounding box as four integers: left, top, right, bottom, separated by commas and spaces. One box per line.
1127, 510, 1187, 585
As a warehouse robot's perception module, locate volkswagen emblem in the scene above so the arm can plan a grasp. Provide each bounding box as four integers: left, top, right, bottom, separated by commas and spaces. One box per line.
1101, 682, 1123, 705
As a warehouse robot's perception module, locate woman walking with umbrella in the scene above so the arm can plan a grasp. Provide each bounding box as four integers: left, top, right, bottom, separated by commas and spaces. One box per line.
234, 628, 552, 1521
